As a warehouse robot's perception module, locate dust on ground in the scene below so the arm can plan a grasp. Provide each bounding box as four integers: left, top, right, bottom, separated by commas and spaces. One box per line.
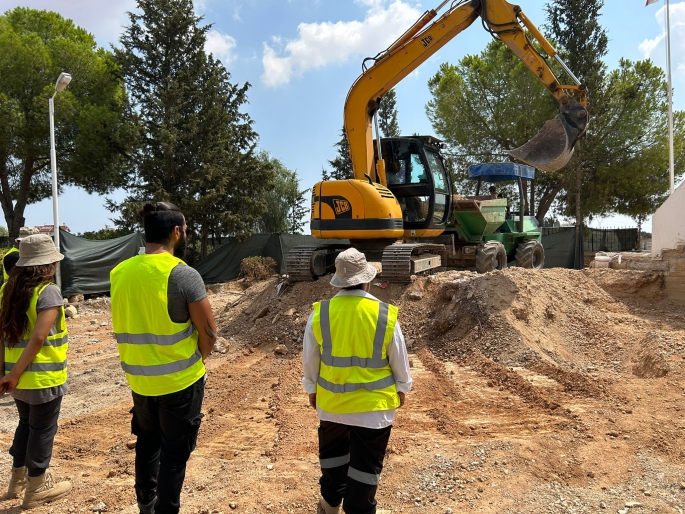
1, 267, 685, 514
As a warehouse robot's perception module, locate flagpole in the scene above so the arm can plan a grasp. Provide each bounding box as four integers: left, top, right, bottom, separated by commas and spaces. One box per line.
666, 0, 675, 194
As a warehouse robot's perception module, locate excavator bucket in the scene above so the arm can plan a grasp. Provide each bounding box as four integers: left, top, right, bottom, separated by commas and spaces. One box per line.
507, 99, 588, 173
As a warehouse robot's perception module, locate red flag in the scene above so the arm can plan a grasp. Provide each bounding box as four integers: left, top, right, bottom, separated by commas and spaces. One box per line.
645, 0, 659, 5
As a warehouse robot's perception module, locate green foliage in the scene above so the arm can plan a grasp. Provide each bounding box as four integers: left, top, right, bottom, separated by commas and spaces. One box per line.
426, 39, 559, 209
563, 60, 685, 221
114, 0, 275, 262
545, 0, 609, 100
0, 226, 8, 237
378, 89, 401, 137
426, 32, 683, 222
322, 127, 354, 181
256, 151, 309, 234
239, 256, 277, 281
0, 8, 134, 239
78, 227, 134, 240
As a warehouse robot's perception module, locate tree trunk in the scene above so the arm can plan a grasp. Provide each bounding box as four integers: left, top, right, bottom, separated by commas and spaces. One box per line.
0, 158, 32, 241
201, 224, 208, 259
574, 158, 582, 268
535, 182, 565, 223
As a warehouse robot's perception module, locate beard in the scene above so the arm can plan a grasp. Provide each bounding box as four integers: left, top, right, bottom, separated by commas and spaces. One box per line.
175, 231, 187, 248
174, 231, 187, 258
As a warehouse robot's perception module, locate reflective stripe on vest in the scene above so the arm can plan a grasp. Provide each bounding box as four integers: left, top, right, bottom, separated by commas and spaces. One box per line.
319, 300, 390, 369
2, 247, 18, 280
111, 252, 205, 396
3, 283, 69, 390
312, 295, 400, 414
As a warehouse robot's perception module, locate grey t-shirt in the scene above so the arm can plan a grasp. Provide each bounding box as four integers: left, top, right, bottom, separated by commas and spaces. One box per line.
10, 284, 69, 405
167, 264, 207, 323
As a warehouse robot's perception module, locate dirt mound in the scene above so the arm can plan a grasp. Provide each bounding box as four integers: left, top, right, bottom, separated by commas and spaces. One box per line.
421, 267, 632, 370
219, 267, 678, 379
586, 269, 665, 302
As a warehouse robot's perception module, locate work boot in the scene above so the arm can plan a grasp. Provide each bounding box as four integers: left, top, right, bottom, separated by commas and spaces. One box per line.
21, 470, 71, 510
2, 466, 27, 499
317, 497, 341, 514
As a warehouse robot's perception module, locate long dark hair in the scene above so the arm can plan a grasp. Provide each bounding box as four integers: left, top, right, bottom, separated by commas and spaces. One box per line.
0, 264, 57, 348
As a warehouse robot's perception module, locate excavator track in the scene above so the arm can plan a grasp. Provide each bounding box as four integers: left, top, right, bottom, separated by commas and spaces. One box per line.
381, 244, 447, 283
286, 244, 349, 281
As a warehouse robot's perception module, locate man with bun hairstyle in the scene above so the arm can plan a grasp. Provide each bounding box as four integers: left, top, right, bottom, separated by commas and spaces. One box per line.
302, 248, 412, 514
110, 202, 217, 514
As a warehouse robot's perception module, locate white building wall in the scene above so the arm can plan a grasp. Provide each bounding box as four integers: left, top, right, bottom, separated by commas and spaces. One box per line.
652, 182, 685, 256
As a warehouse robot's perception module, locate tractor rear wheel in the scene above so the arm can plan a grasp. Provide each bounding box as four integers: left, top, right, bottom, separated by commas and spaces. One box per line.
515, 239, 545, 269
475, 241, 507, 273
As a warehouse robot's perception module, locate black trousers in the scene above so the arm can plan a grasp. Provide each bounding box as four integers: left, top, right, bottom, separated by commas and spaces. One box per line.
9, 396, 63, 477
318, 421, 392, 514
131, 376, 205, 514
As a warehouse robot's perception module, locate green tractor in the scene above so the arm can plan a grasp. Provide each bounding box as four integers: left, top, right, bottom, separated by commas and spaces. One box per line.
444, 163, 544, 273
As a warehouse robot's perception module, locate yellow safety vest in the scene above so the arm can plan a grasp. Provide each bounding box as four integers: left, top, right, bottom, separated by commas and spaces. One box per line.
3, 247, 19, 280
3, 284, 69, 389
110, 252, 205, 396
312, 295, 400, 414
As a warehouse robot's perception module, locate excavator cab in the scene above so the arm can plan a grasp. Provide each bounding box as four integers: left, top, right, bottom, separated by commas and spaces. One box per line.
379, 136, 452, 238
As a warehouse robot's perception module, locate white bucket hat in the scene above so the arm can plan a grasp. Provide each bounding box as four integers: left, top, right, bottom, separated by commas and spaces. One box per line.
16, 234, 64, 267
330, 248, 377, 288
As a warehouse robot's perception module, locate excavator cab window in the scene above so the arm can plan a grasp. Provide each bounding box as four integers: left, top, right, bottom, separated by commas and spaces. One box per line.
380, 137, 452, 230
425, 150, 449, 224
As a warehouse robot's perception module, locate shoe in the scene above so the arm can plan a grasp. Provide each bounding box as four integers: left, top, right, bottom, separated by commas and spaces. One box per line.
21, 470, 71, 510
317, 497, 341, 514
2, 466, 27, 499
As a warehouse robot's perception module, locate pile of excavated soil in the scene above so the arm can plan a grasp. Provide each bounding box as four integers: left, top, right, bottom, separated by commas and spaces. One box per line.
222, 267, 684, 383
71, 268, 676, 378
2, 266, 685, 513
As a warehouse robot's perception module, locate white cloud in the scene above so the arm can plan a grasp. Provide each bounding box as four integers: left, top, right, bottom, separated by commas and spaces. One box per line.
639, 2, 685, 76
205, 29, 238, 65
261, 0, 422, 88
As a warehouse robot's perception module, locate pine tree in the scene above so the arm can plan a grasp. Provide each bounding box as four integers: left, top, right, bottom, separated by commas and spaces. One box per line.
378, 89, 401, 137
256, 151, 308, 234
287, 188, 310, 234
321, 127, 354, 180
0, 9, 133, 240
115, 0, 273, 260
545, 0, 609, 256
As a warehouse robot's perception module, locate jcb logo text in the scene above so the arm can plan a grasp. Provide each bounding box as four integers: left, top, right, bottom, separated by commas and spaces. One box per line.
333, 199, 351, 215
420, 35, 434, 48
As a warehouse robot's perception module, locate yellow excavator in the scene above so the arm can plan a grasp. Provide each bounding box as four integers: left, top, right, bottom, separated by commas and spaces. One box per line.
286, 0, 588, 282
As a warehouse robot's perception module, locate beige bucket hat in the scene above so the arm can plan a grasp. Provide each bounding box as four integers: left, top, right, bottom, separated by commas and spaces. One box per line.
16, 234, 64, 267
330, 248, 377, 288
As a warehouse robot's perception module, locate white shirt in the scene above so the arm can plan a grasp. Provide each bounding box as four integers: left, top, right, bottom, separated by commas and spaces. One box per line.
302, 289, 413, 429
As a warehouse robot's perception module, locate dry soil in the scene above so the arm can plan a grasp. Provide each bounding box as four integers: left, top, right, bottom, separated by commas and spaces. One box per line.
1, 267, 684, 514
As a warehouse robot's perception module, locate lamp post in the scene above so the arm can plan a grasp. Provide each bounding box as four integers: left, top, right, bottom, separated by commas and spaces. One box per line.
49, 72, 71, 287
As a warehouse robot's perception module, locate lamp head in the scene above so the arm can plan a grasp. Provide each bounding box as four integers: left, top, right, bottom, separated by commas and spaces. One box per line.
54, 73, 72, 93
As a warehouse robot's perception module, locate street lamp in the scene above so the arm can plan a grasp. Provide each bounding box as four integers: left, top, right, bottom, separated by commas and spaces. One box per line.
49, 72, 71, 287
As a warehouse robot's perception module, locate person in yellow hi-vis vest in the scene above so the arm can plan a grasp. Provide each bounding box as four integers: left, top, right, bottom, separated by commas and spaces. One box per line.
302, 248, 413, 514
110, 202, 216, 514
0, 234, 72, 509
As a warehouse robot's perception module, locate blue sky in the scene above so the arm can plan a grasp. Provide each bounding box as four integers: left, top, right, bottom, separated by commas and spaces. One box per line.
3, 0, 683, 233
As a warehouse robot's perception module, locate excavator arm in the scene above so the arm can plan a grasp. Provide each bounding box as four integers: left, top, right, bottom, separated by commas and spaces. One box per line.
344, 0, 589, 183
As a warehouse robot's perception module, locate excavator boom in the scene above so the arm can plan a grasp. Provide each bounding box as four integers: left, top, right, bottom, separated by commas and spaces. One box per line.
344, 0, 589, 181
